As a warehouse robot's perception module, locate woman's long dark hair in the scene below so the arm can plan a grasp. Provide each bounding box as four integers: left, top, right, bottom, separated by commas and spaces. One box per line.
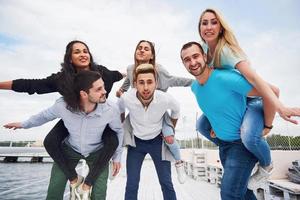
58, 40, 98, 96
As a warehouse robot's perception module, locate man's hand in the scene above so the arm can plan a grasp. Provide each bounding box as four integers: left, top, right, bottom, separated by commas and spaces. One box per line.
170, 118, 178, 128
116, 88, 124, 98
210, 129, 216, 138
112, 162, 121, 176
3, 122, 22, 130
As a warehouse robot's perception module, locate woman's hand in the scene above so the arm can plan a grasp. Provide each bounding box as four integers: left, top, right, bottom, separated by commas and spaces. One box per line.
278, 106, 300, 124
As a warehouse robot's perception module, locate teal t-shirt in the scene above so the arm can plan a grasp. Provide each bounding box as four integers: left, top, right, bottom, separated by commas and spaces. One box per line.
202, 43, 246, 69
191, 69, 252, 141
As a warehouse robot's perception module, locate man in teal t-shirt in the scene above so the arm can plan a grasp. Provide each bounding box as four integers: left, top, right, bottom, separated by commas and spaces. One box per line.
191, 68, 251, 141
180, 41, 274, 200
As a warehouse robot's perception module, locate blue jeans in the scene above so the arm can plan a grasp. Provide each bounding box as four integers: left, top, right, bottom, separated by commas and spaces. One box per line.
219, 139, 257, 200
162, 122, 181, 161
240, 98, 271, 167
125, 135, 177, 200
197, 98, 271, 167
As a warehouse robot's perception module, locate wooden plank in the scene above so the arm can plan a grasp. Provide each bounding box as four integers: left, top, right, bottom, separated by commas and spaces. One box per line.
106, 159, 220, 200
269, 179, 300, 193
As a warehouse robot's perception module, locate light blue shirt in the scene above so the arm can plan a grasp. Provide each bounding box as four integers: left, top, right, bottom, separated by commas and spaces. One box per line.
191, 69, 252, 141
202, 43, 246, 69
22, 97, 124, 162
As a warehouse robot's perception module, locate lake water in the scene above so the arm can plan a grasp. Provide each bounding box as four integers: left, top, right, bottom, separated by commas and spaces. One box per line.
0, 151, 223, 200
0, 162, 69, 200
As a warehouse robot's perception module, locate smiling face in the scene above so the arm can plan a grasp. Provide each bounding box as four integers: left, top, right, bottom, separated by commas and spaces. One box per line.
181, 44, 207, 77
71, 42, 91, 70
199, 11, 222, 44
87, 78, 107, 104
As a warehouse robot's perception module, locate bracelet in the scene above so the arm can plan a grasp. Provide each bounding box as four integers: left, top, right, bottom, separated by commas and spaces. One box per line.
264, 124, 273, 129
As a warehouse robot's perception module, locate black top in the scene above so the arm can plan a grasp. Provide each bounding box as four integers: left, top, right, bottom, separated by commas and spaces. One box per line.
12, 65, 123, 97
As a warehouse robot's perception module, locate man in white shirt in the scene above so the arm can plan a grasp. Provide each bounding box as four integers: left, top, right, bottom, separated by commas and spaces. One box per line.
118, 63, 179, 200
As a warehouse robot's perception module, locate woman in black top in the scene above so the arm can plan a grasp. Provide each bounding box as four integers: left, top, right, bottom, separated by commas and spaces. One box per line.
0, 40, 124, 194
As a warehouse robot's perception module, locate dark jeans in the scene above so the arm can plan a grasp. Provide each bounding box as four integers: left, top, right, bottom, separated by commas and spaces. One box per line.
125, 135, 176, 200
43, 120, 118, 186
47, 144, 109, 200
196, 118, 258, 200
219, 139, 257, 200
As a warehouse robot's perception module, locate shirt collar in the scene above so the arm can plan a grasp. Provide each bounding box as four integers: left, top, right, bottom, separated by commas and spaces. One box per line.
130, 88, 157, 106
79, 102, 110, 117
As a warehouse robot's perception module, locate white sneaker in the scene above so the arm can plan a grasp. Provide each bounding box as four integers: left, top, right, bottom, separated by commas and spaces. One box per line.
74, 184, 91, 200
248, 165, 273, 190
69, 175, 84, 200
108, 160, 115, 181
175, 161, 186, 184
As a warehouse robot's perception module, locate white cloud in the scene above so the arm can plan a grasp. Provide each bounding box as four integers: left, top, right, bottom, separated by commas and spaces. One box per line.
0, 0, 299, 141
242, 31, 300, 105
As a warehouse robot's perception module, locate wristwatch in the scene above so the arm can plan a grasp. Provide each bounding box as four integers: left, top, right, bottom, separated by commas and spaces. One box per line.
264, 124, 273, 129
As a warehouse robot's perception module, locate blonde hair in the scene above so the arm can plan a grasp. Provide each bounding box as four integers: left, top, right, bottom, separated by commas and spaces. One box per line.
198, 8, 246, 67
133, 63, 157, 82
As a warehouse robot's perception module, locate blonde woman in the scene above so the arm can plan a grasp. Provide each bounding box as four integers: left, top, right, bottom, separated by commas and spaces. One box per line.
197, 8, 300, 190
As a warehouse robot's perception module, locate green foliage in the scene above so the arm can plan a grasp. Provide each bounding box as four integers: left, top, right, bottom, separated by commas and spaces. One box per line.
178, 138, 217, 149
178, 134, 300, 150
267, 134, 300, 150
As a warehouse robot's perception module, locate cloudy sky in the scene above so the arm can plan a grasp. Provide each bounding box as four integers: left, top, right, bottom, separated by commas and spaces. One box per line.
0, 0, 299, 141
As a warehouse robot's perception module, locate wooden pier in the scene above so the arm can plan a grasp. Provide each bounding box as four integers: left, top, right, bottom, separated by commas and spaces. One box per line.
0, 147, 50, 163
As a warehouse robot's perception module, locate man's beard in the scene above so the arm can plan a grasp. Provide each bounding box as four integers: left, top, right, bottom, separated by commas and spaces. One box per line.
88, 95, 106, 104
137, 91, 154, 106
189, 62, 206, 77
139, 92, 154, 101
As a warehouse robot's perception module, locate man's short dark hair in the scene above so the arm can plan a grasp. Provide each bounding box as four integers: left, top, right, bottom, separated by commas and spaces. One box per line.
180, 41, 205, 59
64, 70, 102, 112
